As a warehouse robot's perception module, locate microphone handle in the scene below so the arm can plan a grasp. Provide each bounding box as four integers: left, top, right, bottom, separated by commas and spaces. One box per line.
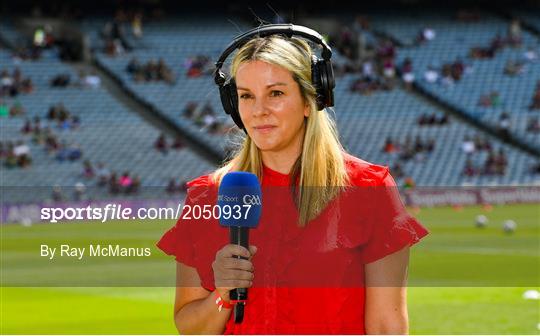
229, 226, 249, 301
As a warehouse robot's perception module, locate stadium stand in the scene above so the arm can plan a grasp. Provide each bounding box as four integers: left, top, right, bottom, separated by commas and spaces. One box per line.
0, 48, 215, 203
1, 10, 540, 206
370, 11, 540, 151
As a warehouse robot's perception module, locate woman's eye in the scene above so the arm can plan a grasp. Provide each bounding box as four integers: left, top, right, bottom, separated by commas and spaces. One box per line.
239, 93, 252, 99
270, 90, 284, 97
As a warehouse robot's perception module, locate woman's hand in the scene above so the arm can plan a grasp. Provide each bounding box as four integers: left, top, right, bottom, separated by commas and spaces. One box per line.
212, 244, 257, 302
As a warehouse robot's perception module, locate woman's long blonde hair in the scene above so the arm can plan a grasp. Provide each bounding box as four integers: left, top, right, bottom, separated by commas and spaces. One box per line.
212, 34, 350, 226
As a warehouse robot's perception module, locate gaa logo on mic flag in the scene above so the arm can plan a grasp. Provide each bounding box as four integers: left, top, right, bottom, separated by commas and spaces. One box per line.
218, 172, 262, 228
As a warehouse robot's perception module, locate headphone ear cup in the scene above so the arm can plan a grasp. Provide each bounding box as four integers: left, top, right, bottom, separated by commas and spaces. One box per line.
219, 82, 234, 116
315, 59, 335, 109
323, 59, 335, 107
219, 79, 245, 130
311, 56, 325, 111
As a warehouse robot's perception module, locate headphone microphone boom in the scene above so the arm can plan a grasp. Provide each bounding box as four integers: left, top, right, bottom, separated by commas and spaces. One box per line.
214, 23, 336, 132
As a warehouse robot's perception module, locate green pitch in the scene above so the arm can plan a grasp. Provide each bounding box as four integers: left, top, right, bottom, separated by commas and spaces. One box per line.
1, 203, 538, 334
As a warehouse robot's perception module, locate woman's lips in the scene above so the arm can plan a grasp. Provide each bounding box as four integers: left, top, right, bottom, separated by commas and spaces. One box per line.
253, 125, 277, 134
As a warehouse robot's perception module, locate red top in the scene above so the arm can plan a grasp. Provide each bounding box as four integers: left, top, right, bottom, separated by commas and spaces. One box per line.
157, 153, 429, 334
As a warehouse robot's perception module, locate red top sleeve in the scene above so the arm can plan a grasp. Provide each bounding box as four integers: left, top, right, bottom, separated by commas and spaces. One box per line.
359, 167, 429, 264
156, 175, 212, 268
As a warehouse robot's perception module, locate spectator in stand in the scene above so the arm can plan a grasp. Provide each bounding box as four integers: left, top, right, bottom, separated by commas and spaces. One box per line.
361, 60, 375, 81
403, 176, 416, 189
16, 141, 30, 167
484, 148, 508, 175
1, 70, 15, 96
400, 135, 414, 161
185, 55, 212, 78
56, 141, 82, 162
474, 134, 492, 151
352, 16, 371, 59
183, 101, 198, 119
382, 57, 396, 87
495, 148, 508, 175
79, 71, 101, 89
47, 103, 78, 130
334, 26, 355, 60
96, 162, 110, 187
438, 114, 448, 125
155, 133, 168, 154
132, 12, 143, 39
450, 58, 465, 81
377, 39, 395, 59
461, 136, 476, 155
524, 47, 538, 62
44, 128, 60, 153
414, 135, 424, 153
101, 16, 128, 56
391, 162, 404, 179
424, 65, 439, 84
129, 175, 140, 194
441, 64, 454, 86
158, 58, 176, 84
400, 58, 415, 89
4, 142, 17, 168
167, 178, 178, 194
470, 34, 503, 59
527, 116, 540, 133
202, 113, 217, 130
9, 100, 25, 116
350, 76, 380, 95
171, 136, 185, 150
8, 140, 32, 168
418, 113, 432, 125
0, 69, 32, 97
68, 143, 83, 161
50, 73, 71, 87
71, 115, 81, 129
20, 77, 34, 94
73, 182, 87, 201
504, 60, 524, 76
119, 171, 132, 193
32, 124, 44, 144
128, 58, 176, 84
478, 91, 501, 108
490, 33, 505, 53
52, 185, 64, 202
426, 138, 435, 152
497, 112, 511, 140
383, 136, 397, 153
416, 27, 436, 45
507, 19, 522, 47
0, 99, 8, 117
109, 171, 120, 195
418, 113, 447, 126
21, 118, 32, 134
82, 160, 94, 179
127, 57, 142, 74
462, 158, 476, 177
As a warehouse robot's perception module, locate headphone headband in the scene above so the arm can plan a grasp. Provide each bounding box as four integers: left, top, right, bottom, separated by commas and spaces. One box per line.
214, 23, 332, 85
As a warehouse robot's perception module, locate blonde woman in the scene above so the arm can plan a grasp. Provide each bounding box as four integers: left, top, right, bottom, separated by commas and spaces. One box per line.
157, 24, 428, 334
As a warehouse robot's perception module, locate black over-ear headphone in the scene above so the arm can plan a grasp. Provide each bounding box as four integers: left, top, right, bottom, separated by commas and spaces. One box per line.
214, 23, 335, 131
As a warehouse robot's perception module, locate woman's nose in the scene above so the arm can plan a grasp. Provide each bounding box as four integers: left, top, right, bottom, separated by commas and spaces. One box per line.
251, 97, 269, 117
